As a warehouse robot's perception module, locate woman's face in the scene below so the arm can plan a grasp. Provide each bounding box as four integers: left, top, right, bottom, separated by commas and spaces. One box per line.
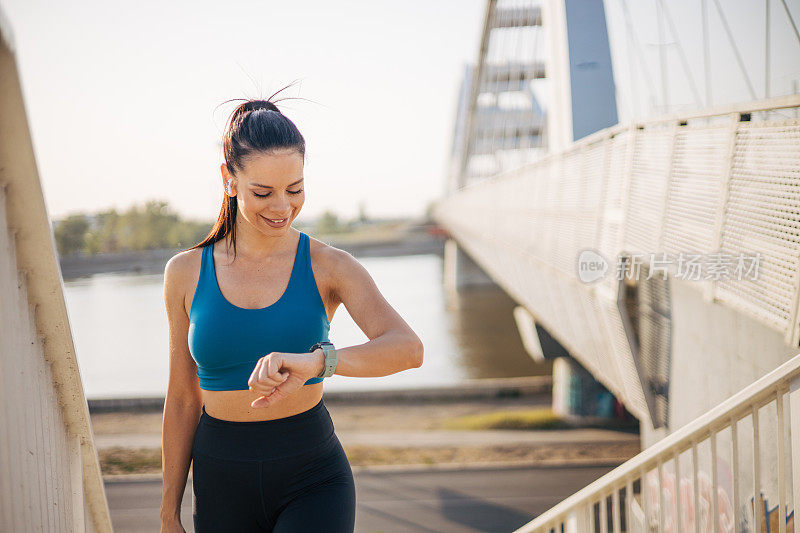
222, 149, 305, 234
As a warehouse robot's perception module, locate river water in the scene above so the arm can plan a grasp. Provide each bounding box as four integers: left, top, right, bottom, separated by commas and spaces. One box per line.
63, 253, 550, 399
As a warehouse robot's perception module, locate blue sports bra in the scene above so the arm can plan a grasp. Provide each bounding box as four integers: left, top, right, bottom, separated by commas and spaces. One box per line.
187, 230, 331, 390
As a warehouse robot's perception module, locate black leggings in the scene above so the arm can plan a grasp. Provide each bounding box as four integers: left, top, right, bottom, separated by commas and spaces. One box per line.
191, 398, 356, 532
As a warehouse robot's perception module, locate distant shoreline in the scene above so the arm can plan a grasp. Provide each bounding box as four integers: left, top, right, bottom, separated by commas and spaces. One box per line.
60, 231, 446, 280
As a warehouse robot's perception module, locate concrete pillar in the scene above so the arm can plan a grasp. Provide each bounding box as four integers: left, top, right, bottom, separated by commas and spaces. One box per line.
553, 356, 617, 423
443, 238, 498, 296
513, 306, 545, 363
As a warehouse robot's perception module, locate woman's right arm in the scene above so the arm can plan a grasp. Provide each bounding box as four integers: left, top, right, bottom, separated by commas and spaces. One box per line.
160, 252, 203, 529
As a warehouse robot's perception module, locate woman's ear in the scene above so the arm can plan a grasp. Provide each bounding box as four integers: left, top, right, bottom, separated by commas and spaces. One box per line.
220, 164, 237, 197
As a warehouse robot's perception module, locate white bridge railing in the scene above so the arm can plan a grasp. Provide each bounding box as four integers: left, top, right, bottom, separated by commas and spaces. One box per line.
515, 352, 800, 532
433, 95, 800, 426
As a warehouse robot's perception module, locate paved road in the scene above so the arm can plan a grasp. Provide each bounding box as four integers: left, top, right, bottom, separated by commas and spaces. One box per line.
106, 462, 621, 532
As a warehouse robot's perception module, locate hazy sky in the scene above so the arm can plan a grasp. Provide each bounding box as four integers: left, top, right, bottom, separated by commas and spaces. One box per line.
1, 0, 798, 223
2, 0, 486, 222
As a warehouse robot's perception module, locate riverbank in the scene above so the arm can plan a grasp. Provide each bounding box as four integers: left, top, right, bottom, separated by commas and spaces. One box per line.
90, 377, 641, 476
59, 224, 444, 280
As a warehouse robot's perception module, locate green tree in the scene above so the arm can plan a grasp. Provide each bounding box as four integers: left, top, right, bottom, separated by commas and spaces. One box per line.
55, 199, 215, 254
316, 210, 343, 234
53, 214, 90, 255
357, 201, 368, 223
85, 209, 121, 253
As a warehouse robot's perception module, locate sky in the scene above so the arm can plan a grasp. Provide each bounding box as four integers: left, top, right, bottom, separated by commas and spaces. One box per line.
1, 0, 486, 223
1, 0, 798, 223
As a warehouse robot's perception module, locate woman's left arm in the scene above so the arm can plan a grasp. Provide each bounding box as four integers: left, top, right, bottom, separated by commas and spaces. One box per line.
322, 248, 424, 377
248, 248, 424, 408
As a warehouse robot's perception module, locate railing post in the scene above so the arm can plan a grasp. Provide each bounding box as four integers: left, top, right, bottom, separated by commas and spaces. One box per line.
753, 405, 763, 529
790, 375, 800, 529
513, 355, 800, 532
655, 120, 680, 253
704, 112, 740, 304
565, 509, 579, 533
617, 123, 638, 255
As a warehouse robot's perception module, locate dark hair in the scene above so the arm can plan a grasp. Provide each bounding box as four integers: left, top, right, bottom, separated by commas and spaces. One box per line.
187, 84, 307, 259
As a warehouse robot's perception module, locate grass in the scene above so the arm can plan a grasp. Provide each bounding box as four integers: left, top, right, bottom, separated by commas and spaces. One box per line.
100, 447, 162, 475
441, 407, 567, 431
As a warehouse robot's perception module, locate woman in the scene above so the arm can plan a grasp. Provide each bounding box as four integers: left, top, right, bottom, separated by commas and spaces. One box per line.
159, 91, 424, 532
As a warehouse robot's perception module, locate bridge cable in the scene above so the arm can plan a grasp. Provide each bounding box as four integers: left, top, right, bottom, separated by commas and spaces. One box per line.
511, 5, 526, 169
656, 0, 668, 111
778, 0, 800, 47
767, 0, 771, 99
702, 0, 712, 107
619, 0, 660, 116
711, 0, 758, 99
525, 0, 544, 165
625, 6, 640, 120
658, 0, 704, 108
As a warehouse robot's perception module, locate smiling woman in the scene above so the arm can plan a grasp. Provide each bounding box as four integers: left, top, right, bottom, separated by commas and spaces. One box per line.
233, 152, 304, 231
159, 86, 423, 533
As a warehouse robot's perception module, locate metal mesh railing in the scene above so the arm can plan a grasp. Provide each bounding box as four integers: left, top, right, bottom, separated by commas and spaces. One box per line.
512, 352, 800, 532
433, 95, 800, 426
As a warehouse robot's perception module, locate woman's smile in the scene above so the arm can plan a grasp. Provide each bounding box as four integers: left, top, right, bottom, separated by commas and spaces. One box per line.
261, 214, 289, 228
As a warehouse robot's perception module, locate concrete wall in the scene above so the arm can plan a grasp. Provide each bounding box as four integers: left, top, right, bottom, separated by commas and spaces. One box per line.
667, 277, 798, 435
0, 197, 86, 530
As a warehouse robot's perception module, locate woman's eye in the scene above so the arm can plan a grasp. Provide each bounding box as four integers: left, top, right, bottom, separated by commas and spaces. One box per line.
252, 189, 303, 198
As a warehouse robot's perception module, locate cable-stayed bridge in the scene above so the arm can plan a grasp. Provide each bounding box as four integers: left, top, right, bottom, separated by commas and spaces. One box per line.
433, 0, 800, 529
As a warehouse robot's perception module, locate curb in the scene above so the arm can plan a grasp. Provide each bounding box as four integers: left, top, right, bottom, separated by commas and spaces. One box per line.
351, 457, 629, 473
102, 457, 629, 483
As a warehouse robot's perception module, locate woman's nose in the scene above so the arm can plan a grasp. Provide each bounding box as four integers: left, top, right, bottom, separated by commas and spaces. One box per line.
269, 201, 291, 215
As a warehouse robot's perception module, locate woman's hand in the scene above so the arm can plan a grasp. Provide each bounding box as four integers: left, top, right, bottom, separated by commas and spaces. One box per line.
248, 351, 324, 408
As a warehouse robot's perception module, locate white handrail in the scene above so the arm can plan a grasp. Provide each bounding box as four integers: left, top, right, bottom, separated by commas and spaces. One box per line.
515, 352, 800, 532
0, 7, 112, 531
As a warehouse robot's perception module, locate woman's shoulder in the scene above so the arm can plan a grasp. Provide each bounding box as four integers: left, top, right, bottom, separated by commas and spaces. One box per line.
306, 233, 366, 293
166, 245, 204, 276
305, 232, 386, 311
306, 233, 357, 272
164, 245, 205, 297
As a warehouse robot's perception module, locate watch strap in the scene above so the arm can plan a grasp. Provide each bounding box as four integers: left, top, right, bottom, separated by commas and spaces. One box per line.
309, 341, 337, 378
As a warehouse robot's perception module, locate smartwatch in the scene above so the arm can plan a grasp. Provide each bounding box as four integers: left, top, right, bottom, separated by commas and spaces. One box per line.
309, 341, 337, 378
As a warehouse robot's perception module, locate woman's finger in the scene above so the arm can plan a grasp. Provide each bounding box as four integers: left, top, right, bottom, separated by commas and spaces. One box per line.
249, 384, 277, 397
247, 358, 265, 389
253, 373, 285, 389
264, 353, 289, 383
249, 356, 285, 389
252, 374, 300, 408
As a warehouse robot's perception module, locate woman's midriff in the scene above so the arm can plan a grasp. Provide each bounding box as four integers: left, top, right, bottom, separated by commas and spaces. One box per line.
201, 382, 324, 422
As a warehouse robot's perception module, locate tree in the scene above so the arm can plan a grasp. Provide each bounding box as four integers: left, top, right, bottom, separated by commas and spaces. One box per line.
357, 200, 369, 223
53, 214, 90, 256
54, 199, 215, 254
316, 210, 343, 234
